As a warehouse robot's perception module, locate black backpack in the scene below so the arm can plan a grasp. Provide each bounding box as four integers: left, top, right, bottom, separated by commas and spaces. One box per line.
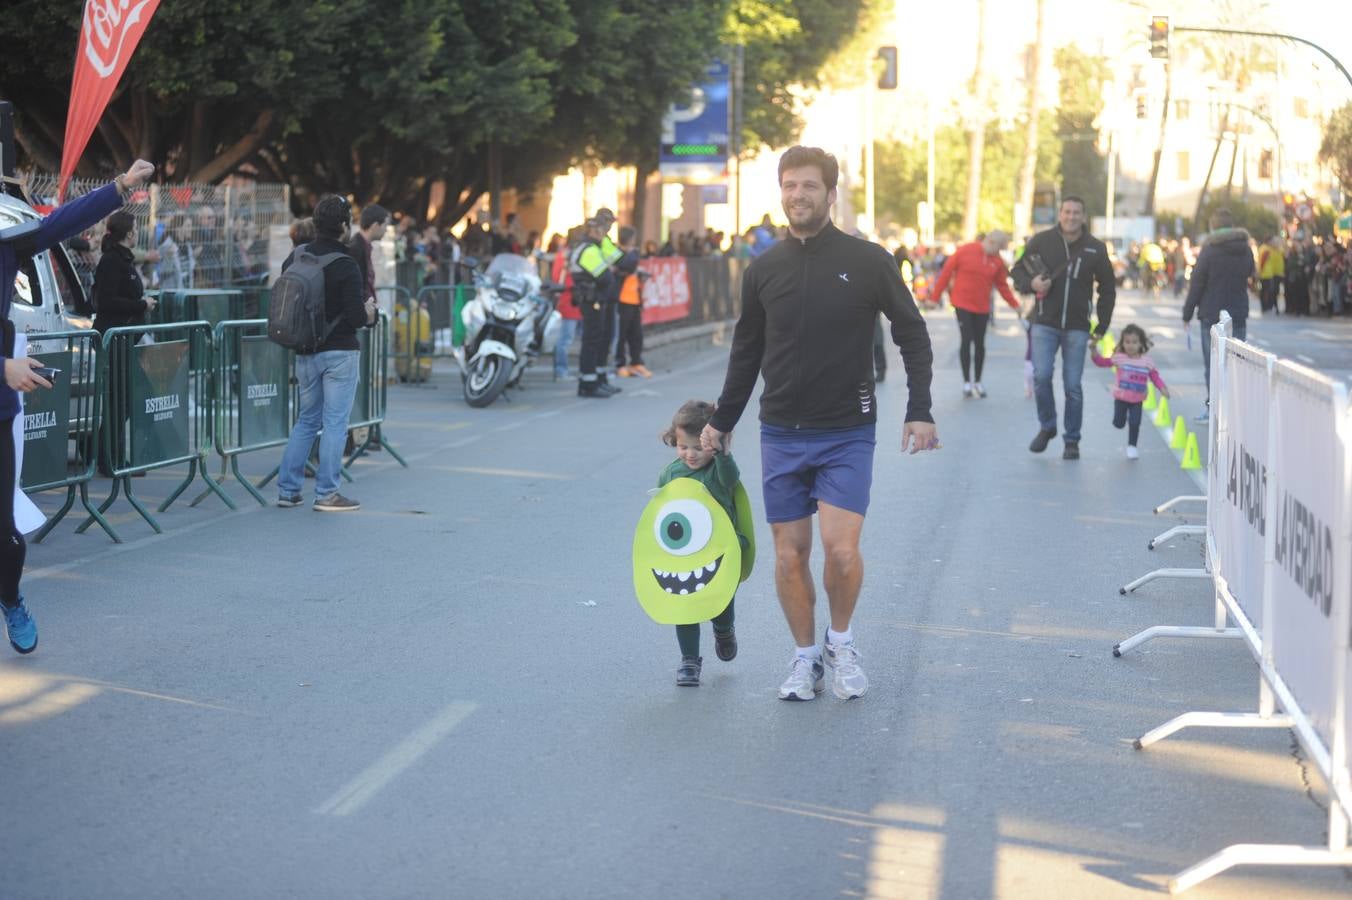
268, 244, 348, 352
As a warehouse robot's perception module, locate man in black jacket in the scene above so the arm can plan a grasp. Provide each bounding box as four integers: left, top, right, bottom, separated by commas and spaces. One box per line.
275, 195, 377, 512
1182, 208, 1255, 422
701, 146, 938, 703
1012, 195, 1116, 459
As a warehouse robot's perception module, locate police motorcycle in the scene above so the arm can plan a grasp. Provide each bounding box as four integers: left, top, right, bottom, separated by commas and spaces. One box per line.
453, 254, 562, 408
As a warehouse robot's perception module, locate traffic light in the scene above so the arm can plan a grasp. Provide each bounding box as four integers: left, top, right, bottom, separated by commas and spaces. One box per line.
1283, 192, 1295, 219
877, 46, 898, 90
1149, 16, 1169, 59
1136, 95, 1148, 119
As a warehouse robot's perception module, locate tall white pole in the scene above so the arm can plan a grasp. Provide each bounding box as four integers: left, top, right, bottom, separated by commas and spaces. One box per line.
864, 58, 875, 235
926, 97, 936, 244
1106, 130, 1117, 243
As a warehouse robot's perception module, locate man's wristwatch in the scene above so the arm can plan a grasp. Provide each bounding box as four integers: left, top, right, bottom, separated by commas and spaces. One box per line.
114, 175, 129, 198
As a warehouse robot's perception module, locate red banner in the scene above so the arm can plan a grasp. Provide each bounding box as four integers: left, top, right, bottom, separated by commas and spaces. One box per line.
59, 0, 162, 200
638, 258, 691, 324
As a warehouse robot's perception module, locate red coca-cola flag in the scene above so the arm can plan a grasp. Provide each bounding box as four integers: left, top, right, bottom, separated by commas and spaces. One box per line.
58, 0, 163, 201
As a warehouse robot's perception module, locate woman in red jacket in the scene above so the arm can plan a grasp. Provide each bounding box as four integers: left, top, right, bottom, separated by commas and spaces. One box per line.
550, 228, 583, 379
932, 230, 1020, 397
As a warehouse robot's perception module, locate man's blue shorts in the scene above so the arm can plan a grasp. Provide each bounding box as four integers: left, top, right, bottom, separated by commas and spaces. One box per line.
759, 423, 877, 522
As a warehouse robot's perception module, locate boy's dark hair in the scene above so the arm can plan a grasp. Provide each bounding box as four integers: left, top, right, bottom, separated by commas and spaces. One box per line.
1061, 195, 1086, 211
312, 194, 351, 238
661, 400, 717, 447
777, 146, 839, 190
1119, 322, 1151, 351
359, 203, 389, 230
1210, 208, 1234, 229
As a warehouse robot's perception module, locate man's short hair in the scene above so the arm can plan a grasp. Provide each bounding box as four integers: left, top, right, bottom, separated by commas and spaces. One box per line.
777, 146, 839, 190
313, 195, 352, 238
1210, 208, 1235, 229
618, 225, 636, 245
360, 203, 389, 230
289, 217, 316, 247
1061, 195, 1086, 211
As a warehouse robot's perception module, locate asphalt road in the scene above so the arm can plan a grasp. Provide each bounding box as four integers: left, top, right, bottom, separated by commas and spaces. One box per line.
2, 287, 1349, 899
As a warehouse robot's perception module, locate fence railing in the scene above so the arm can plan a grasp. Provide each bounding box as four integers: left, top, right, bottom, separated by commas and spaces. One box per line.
1112, 313, 1352, 892
18, 330, 112, 542
208, 320, 295, 507
346, 314, 406, 468
76, 322, 232, 537
24, 174, 291, 293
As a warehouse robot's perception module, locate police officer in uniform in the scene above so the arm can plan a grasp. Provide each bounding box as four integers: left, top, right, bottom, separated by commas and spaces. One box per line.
570, 218, 617, 397
593, 207, 624, 392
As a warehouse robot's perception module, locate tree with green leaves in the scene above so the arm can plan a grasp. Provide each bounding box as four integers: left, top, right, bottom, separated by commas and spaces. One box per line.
1319, 102, 1352, 209
1053, 44, 1109, 218
1, 0, 869, 223
863, 115, 1059, 238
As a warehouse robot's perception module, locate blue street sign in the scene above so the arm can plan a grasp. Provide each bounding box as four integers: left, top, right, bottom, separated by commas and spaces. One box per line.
661, 60, 730, 177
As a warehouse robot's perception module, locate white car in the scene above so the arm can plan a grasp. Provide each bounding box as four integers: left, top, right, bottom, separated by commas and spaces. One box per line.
0, 190, 94, 341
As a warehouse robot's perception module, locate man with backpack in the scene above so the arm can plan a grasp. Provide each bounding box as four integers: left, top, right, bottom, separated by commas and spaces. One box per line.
273, 195, 377, 511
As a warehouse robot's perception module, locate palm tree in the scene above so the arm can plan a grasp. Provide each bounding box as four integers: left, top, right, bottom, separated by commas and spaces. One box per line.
1015, 0, 1046, 240
962, 0, 988, 239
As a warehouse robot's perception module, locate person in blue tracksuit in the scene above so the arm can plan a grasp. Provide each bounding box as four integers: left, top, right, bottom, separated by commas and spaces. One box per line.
0, 159, 154, 653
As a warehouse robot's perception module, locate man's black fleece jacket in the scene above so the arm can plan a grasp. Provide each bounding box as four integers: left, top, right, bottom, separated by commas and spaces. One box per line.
711, 222, 934, 432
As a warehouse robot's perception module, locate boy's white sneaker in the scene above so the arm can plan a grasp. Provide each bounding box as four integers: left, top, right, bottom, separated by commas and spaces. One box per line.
1126, 445, 1140, 460
824, 638, 868, 700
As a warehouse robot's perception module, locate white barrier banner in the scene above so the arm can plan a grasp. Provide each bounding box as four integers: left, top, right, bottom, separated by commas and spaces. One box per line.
1213, 343, 1272, 626
1268, 362, 1344, 751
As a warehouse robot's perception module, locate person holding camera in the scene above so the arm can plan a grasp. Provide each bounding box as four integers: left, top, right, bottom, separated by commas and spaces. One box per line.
1011, 196, 1116, 460
0, 159, 155, 654
92, 211, 158, 334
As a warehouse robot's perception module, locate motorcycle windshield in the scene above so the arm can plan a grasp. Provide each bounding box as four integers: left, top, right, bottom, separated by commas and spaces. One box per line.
485, 254, 541, 293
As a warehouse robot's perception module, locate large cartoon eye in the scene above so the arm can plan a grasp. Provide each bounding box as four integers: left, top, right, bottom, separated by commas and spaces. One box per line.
653, 499, 713, 557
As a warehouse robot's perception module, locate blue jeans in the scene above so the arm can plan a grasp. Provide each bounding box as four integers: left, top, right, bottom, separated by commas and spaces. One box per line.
554, 318, 579, 376
1030, 324, 1089, 443
278, 350, 361, 500
1199, 317, 1245, 401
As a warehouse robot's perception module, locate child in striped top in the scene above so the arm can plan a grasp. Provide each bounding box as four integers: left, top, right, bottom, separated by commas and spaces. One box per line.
1091, 323, 1170, 460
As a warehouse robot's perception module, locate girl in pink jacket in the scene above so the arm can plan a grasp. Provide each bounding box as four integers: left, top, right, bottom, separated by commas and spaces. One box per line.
1091, 323, 1170, 459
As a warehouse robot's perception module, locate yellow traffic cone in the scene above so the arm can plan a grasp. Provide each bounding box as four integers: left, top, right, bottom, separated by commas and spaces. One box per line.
1153, 395, 1171, 427
1170, 415, 1187, 449
1181, 432, 1202, 470
1143, 382, 1157, 411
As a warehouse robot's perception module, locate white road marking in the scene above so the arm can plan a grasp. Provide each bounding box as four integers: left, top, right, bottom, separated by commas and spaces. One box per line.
316, 701, 476, 817
1296, 354, 1316, 365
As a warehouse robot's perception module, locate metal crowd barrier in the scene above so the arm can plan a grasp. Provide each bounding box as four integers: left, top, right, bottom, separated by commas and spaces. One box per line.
18, 330, 114, 542
346, 313, 407, 468
154, 288, 245, 327
204, 319, 295, 506
77, 321, 232, 537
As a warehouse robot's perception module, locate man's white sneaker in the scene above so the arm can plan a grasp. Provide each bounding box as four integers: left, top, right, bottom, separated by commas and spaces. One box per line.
1126, 445, 1140, 460
824, 638, 869, 700
777, 656, 825, 701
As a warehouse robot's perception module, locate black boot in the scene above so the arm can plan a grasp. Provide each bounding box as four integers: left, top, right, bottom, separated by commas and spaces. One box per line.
577, 379, 608, 398
596, 374, 621, 396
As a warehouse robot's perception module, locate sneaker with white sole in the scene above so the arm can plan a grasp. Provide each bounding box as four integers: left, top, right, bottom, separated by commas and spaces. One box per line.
314, 493, 360, 512
777, 656, 825, 701
4, 597, 38, 654
824, 637, 868, 700
1126, 445, 1140, 460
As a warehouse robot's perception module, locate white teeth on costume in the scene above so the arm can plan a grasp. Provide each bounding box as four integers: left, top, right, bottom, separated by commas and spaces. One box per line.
652, 555, 725, 595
